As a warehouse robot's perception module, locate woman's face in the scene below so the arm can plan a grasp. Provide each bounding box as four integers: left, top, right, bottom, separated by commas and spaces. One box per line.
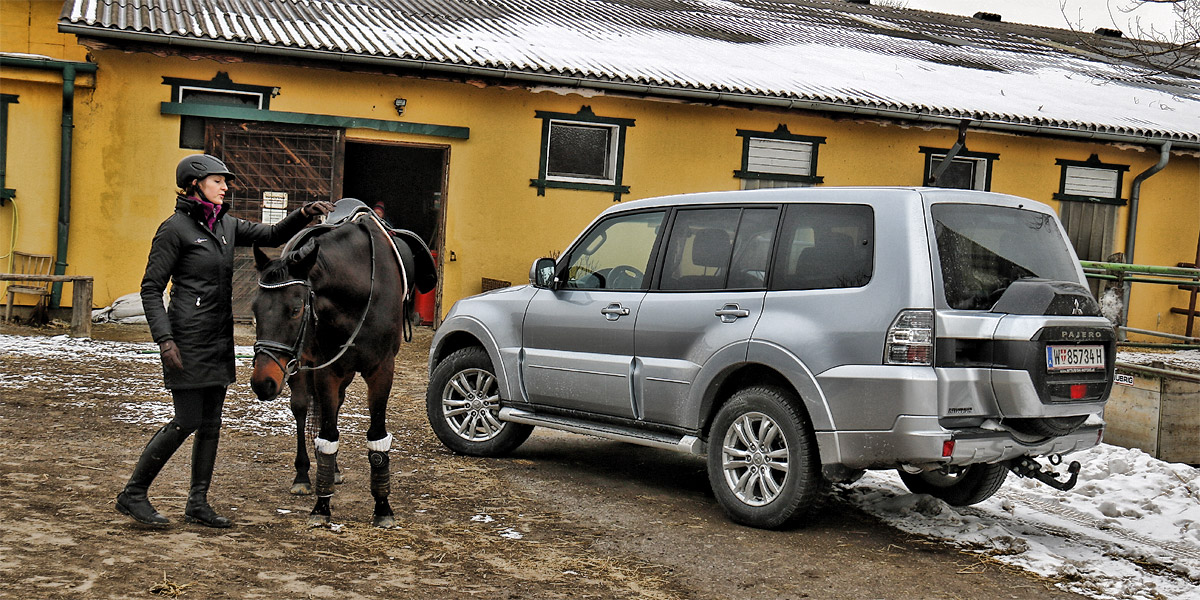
196, 175, 228, 204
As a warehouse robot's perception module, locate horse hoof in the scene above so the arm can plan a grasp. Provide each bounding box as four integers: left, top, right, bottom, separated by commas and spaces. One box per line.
290, 482, 313, 496
373, 515, 395, 528
307, 514, 330, 527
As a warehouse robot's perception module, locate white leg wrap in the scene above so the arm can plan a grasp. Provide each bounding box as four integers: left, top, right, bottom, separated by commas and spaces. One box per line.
366, 433, 393, 452
315, 437, 339, 455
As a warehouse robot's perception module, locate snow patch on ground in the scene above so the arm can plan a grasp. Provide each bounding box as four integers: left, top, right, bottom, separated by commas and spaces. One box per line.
845, 445, 1200, 600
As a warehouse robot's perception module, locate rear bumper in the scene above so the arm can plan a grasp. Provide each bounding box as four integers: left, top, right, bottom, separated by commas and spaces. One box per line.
817, 415, 1104, 471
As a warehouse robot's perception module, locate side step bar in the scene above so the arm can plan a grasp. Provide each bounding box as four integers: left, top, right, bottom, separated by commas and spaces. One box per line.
499, 407, 705, 455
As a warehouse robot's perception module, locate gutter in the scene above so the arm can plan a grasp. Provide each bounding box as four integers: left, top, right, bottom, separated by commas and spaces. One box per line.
0, 55, 98, 308
1119, 141, 1172, 335
58, 26, 1200, 151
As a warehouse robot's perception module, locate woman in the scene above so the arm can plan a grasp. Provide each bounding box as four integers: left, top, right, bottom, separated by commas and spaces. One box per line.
116, 154, 333, 528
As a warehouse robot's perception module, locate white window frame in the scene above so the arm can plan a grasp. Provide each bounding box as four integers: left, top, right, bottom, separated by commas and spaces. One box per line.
544, 119, 620, 185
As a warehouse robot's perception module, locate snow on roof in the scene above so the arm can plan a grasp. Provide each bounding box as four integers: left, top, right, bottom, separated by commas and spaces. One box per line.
59, 0, 1200, 145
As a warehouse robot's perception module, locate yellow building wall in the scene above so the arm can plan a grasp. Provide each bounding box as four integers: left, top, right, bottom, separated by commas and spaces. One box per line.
4, 5, 1197, 336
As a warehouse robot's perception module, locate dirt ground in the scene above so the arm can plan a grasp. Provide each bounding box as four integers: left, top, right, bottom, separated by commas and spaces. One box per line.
0, 320, 1090, 600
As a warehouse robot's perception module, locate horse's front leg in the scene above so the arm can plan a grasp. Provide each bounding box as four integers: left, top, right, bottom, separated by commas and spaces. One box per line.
364, 356, 397, 528
288, 372, 313, 495
308, 370, 352, 527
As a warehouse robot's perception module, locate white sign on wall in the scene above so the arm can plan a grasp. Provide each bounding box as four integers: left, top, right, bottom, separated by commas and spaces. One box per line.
262, 191, 288, 224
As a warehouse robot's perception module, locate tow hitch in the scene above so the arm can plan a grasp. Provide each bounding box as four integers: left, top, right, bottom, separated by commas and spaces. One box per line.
1008, 456, 1081, 491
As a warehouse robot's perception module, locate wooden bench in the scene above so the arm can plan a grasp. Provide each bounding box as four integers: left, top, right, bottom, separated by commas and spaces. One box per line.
1, 274, 94, 338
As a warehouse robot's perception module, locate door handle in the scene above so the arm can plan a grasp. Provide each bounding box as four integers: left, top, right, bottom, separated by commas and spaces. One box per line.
715, 303, 750, 323
601, 303, 630, 320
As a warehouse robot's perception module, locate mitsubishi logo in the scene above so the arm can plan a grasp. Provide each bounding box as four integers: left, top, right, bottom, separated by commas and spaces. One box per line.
1072, 299, 1084, 315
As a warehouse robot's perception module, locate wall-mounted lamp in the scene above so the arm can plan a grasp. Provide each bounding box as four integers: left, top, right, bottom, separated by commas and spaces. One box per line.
271, 87, 281, 97
394, 98, 407, 116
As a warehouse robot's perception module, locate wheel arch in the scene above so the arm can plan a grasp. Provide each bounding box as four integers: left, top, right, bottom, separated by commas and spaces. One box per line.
429, 316, 514, 401
699, 362, 814, 439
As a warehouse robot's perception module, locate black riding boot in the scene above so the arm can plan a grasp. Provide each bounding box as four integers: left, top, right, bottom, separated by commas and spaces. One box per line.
184, 427, 233, 528
116, 423, 189, 526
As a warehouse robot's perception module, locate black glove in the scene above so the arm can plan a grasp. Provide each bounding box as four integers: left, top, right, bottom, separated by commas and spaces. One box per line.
302, 201, 335, 218
158, 340, 183, 372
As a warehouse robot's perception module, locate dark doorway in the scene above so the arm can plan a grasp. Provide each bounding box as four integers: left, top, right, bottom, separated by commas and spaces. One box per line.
343, 141, 447, 325
344, 142, 445, 250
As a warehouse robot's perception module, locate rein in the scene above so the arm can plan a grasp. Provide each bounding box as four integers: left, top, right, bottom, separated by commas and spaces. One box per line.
253, 215, 379, 379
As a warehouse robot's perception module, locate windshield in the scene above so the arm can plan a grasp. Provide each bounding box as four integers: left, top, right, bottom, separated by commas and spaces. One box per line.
932, 204, 1079, 310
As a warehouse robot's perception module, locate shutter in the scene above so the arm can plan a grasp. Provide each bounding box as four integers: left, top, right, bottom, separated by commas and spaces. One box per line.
747, 138, 813, 176
1064, 166, 1119, 198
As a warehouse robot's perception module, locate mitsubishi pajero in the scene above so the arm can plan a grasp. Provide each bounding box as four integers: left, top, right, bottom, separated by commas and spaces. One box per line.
426, 187, 1114, 529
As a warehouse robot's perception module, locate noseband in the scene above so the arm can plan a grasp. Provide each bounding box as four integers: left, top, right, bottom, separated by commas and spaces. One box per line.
253, 218, 380, 383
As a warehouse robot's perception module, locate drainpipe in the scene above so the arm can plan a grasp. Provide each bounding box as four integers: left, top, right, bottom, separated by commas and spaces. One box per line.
1119, 141, 1172, 335
51, 64, 77, 307
0, 56, 97, 308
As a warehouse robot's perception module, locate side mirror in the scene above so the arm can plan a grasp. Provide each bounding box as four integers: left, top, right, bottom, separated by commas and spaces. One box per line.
529, 257, 558, 289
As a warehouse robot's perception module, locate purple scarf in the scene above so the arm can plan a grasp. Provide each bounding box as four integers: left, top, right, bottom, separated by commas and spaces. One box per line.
192, 196, 220, 231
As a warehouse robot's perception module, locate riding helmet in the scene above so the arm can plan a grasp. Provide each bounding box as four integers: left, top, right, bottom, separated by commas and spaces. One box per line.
176, 154, 237, 189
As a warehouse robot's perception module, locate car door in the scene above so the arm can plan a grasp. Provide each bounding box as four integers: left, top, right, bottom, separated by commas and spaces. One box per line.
521, 210, 666, 418
635, 206, 779, 426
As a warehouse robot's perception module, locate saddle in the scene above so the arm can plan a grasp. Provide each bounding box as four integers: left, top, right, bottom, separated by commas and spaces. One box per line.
282, 198, 438, 294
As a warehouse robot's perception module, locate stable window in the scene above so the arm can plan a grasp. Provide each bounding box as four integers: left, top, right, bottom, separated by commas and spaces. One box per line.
1, 94, 17, 203
920, 147, 998, 191
735, 125, 825, 189
1053, 154, 1128, 205
532, 106, 634, 201
163, 72, 277, 149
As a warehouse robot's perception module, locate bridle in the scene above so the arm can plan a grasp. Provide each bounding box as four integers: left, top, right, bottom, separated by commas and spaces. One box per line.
253, 217, 379, 382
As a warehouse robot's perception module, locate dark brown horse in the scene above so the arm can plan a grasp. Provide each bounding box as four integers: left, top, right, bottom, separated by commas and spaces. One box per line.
249, 199, 434, 527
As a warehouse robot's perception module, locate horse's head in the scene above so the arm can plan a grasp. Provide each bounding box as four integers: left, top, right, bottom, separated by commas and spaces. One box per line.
250, 242, 320, 401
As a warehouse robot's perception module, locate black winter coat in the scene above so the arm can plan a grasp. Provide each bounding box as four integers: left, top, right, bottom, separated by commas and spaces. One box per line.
141, 196, 312, 390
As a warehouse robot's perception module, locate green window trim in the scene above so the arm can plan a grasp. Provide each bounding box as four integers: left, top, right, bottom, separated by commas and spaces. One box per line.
734, 124, 826, 184
531, 106, 634, 202
1052, 154, 1130, 206
0, 94, 17, 203
160, 102, 470, 140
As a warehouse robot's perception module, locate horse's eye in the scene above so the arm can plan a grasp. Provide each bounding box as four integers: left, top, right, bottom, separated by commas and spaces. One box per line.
290, 306, 303, 319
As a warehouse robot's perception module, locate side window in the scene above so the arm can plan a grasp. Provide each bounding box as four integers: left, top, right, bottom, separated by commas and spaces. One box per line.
920, 147, 998, 191
771, 204, 874, 291
659, 207, 781, 291
564, 211, 665, 290
531, 106, 635, 201
660, 209, 740, 291
734, 125, 825, 190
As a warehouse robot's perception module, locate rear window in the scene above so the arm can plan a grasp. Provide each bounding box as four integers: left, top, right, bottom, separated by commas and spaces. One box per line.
932, 204, 1079, 310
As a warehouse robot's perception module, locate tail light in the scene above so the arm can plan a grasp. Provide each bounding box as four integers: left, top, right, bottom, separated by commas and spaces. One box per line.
885, 309, 934, 365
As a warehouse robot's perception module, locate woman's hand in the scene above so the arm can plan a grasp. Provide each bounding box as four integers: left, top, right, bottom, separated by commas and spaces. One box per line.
158, 340, 183, 372
302, 201, 335, 218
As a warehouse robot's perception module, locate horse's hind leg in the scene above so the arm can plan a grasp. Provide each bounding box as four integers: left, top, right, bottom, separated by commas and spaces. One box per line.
364, 358, 397, 528
289, 373, 313, 495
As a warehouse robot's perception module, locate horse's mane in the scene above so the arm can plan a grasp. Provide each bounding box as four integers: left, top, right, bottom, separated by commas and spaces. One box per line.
259, 239, 320, 286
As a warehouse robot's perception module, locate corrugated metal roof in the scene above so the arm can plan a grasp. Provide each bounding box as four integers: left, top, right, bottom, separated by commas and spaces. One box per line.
59, 0, 1200, 144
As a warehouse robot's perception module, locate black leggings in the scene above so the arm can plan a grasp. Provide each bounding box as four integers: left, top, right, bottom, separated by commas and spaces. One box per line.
170, 386, 226, 435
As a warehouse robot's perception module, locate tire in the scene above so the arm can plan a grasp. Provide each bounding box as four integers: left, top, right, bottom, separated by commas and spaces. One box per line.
1005, 416, 1088, 438
426, 347, 533, 456
898, 463, 1009, 506
706, 386, 828, 529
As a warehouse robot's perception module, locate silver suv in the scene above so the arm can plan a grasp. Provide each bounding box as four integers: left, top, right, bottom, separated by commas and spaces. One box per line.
426, 187, 1113, 529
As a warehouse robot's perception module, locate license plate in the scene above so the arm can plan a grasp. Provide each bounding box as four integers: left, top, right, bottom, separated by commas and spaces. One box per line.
1046, 345, 1105, 371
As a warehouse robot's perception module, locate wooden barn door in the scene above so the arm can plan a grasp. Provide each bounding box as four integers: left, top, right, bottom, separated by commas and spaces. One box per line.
1058, 199, 1119, 297
206, 121, 344, 321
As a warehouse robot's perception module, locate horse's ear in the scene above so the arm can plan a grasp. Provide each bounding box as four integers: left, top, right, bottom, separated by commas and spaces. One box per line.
253, 245, 271, 272
288, 240, 321, 279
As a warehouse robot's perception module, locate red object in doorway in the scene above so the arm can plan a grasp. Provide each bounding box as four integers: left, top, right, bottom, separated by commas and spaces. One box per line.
414, 252, 437, 325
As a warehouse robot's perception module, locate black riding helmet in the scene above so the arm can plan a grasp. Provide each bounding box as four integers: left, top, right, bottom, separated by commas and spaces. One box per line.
176, 154, 237, 189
